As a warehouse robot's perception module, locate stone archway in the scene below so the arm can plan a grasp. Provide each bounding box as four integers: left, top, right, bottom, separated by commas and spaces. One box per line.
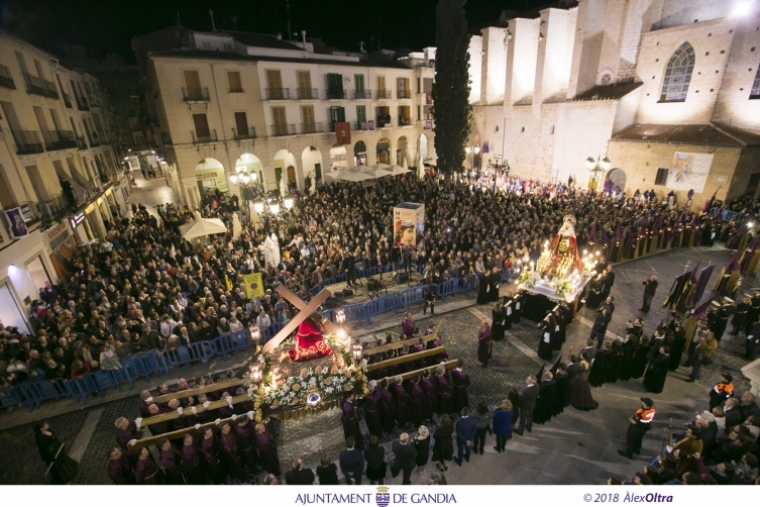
354, 141, 367, 166
330, 143, 348, 171
234, 153, 264, 200
301, 146, 323, 192
273, 149, 298, 195
194, 157, 227, 195
376, 137, 391, 164
606, 168, 626, 193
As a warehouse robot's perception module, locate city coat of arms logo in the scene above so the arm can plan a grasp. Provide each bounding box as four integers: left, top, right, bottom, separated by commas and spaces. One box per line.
375, 486, 390, 507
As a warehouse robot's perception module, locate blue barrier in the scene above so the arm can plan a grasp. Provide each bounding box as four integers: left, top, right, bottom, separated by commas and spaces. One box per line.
2, 273, 481, 412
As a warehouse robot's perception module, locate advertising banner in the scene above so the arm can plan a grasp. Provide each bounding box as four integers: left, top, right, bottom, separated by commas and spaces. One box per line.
393, 203, 425, 248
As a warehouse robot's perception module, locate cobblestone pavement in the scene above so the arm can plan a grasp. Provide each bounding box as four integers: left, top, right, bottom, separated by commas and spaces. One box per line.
2, 244, 757, 484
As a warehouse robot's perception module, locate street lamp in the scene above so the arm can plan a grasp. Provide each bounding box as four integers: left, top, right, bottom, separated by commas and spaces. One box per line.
585, 155, 611, 191
230, 166, 258, 203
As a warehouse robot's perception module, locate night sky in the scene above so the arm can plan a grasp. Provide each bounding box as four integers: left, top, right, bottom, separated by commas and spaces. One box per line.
1, 0, 550, 63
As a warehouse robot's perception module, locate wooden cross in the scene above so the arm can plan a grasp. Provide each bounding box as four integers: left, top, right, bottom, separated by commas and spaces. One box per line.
260, 286, 335, 355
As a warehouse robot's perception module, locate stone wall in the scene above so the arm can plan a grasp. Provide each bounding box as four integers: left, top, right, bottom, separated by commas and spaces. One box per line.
277, 406, 346, 471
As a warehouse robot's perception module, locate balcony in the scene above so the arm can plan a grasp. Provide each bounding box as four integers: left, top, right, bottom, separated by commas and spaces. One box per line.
397, 90, 412, 99
300, 122, 324, 134
37, 195, 71, 224
232, 126, 257, 140
326, 90, 347, 100
0, 65, 16, 90
88, 132, 101, 147
77, 136, 88, 149
270, 124, 296, 137
265, 88, 291, 100
22, 73, 59, 99
398, 116, 412, 127
351, 90, 372, 100
88, 93, 103, 108
62, 92, 73, 109
11, 130, 45, 155
376, 115, 392, 128
295, 88, 319, 100
41, 130, 78, 151
192, 129, 218, 144
76, 95, 90, 111
376, 90, 392, 100
182, 87, 210, 103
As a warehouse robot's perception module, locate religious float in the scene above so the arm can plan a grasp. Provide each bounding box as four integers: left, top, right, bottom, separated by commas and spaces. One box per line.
516, 215, 599, 321
242, 287, 368, 423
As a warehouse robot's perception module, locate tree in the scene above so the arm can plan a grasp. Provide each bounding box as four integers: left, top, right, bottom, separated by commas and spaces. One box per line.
431, 0, 471, 185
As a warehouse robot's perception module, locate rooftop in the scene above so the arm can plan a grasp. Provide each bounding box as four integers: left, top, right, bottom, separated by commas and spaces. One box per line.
149, 49, 410, 69
611, 123, 760, 147
573, 82, 643, 101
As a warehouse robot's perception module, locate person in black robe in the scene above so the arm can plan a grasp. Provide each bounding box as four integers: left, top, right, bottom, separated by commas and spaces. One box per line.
476, 274, 490, 304
564, 356, 581, 407
363, 381, 383, 437
508, 388, 521, 426
553, 365, 568, 417
643, 346, 670, 394
668, 323, 687, 371
503, 292, 515, 329
570, 362, 598, 411
33, 422, 78, 484
729, 296, 750, 335
585, 274, 605, 308
553, 306, 569, 349
512, 292, 523, 323
450, 362, 470, 413
390, 377, 412, 430
487, 267, 501, 303
618, 334, 638, 381
605, 339, 623, 385
537, 311, 556, 361
533, 372, 557, 425
630, 336, 651, 379
491, 300, 506, 341
589, 341, 612, 387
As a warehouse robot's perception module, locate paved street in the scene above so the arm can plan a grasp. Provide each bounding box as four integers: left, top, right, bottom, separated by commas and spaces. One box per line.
1, 242, 754, 485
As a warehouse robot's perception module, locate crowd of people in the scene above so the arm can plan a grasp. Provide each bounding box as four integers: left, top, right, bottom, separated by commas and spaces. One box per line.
4, 169, 760, 486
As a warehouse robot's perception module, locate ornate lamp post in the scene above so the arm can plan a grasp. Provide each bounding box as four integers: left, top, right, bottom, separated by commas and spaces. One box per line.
335, 308, 346, 325
465, 145, 480, 172
585, 155, 611, 191
351, 341, 364, 363
229, 166, 259, 204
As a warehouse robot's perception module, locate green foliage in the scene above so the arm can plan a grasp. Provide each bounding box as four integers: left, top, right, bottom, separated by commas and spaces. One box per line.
431, 0, 472, 185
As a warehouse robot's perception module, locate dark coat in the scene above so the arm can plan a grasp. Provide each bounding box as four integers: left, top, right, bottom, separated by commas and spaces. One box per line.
391, 441, 417, 473
339, 448, 365, 484
492, 408, 513, 437
432, 425, 454, 462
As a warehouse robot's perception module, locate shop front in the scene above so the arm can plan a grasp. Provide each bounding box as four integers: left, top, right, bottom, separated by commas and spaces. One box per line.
47, 221, 79, 279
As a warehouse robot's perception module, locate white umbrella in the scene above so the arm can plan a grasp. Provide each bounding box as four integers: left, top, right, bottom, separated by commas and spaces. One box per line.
337, 170, 374, 182
361, 164, 393, 179
388, 165, 411, 176
179, 212, 227, 240
232, 212, 242, 239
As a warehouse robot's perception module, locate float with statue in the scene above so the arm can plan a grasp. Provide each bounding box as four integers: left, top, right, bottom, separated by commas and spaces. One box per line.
515, 215, 600, 321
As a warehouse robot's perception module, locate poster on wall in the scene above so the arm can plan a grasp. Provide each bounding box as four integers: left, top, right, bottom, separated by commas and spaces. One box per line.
393, 203, 425, 248
666, 152, 714, 193
3, 208, 28, 238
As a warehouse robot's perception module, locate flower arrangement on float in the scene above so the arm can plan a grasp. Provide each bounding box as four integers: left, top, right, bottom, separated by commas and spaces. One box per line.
244, 330, 367, 420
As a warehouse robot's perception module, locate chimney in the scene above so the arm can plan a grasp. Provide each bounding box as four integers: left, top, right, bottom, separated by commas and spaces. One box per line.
301, 30, 307, 45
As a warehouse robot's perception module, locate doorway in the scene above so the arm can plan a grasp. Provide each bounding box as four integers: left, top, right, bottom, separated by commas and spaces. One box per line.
25, 256, 51, 296
287, 166, 296, 186
0, 283, 29, 334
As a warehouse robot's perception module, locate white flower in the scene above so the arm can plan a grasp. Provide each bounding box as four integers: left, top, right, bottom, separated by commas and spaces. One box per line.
300, 383, 307, 390
325, 387, 334, 394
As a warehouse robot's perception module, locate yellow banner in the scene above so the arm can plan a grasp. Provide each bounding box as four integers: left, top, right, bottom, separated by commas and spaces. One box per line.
243, 273, 264, 298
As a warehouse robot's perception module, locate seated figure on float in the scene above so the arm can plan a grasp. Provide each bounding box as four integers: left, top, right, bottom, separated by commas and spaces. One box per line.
288, 313, 332, 362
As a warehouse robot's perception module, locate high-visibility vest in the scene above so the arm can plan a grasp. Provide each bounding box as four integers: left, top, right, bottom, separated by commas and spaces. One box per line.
635, 407, 656, 424
714, 382, 734, 397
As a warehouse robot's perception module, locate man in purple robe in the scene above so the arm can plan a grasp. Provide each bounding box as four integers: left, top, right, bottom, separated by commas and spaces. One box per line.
390, 376, 412, 429
138, 390, 153, 418
254, 423, 281, 477
220, 421, 248, 483
200, 426, 225, 484
420, 370, 438, 420
233, 414, 259, 473
158, 438, 184, 484
196, 394, 216, 423
407, 375, 428, 426
425, 337, 448, 365
434, 365, 453, 416
402, 312, 416, 338
341, 392, 364, 448
114, 417, 142, 450
136, 446, 162, 484
477, 322, 492, 367
409, 338, 427, 369
216, 391, 235, 419
107, 447, 135, 484
146, 403, 172, 436
363, 381, 384, 437
181, 433, 205, 484
379, 378, 397, 434
451, 361, 471, 413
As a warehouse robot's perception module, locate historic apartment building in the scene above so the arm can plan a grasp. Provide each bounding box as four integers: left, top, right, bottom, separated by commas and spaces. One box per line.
132, 25, 436, 209
0, 30, 127, 334
469, 0, 760, 206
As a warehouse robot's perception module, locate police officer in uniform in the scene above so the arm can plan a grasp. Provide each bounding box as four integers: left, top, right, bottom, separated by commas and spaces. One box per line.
709, 373, 734, 410
617, 397, 656, 459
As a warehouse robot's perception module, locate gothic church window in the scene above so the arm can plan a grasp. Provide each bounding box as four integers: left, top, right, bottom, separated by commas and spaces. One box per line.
660, 42, 695, 102
751, 65, 760, 99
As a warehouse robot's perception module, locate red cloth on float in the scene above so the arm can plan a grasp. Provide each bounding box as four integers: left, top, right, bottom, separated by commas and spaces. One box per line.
288, 317, 332, 362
